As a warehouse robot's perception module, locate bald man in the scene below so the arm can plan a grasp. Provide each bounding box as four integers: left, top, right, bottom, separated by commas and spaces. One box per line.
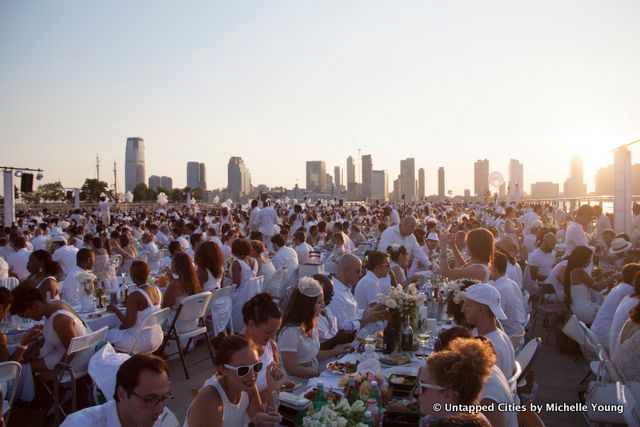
328, 254, 385, 333
377, 216, 430, 267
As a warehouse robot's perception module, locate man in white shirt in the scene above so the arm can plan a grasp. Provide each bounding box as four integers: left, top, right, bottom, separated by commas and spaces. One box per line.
293, 231, 314, 265
591, 263, 640, 352
61, 353, 177, 427
492, 252, 526, 338
527, 232, 557, 282
248, 199, 261, 232
257, 202, 279, 250
30, 224, 50, 251
354, 251, 391, 310
51, 234, 79, 279
98, 195, 116, 226
377, 216, 430, 267
62, 248, 95, 307
594, 205, 612, 243
462, 284, 517, 379
564, 205, 594, 255
7, 235, 32, 281
155, 225, 171, 248
327, 254, 385, 333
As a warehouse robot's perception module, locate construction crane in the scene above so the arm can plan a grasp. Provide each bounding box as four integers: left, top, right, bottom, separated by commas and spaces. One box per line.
611, 139, 640, 152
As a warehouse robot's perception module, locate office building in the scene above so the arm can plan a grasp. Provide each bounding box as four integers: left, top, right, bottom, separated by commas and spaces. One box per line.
438, 167, 445, 197
227, 157, 252, 196
306, 161, 327, 193
399, 158, 416, 201
125, 137, 145, 192
474, 159, 489, 197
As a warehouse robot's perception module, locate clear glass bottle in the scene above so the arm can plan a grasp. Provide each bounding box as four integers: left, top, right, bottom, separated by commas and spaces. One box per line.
401, 314, 413, 353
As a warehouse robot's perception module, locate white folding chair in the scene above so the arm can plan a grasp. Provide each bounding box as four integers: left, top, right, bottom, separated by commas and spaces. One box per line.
515, 337, 542, 395
121, 307, 172, 355
617, 382, 640, 427
0, 277, 19, 290
263, 266, 287, 302
158, 292, 214, 379
0, 361, 22, 424
210, 285, 236, 336
51, 326, 109, 425
231, 276, 264, 333
578, 320, 600, 363
507, 361, 523, 394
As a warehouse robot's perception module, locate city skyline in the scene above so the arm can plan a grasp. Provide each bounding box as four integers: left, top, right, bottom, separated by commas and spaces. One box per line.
2, 1, 640, 195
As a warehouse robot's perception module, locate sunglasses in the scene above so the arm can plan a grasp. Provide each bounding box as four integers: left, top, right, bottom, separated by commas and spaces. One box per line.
224, 361, 263, 377
414, 381, 447, 398
131, 391, 174, 408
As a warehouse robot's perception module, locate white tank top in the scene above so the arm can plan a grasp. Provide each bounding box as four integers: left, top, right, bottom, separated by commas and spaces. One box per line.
202, 268, 222, 292
184, 376, 249, 427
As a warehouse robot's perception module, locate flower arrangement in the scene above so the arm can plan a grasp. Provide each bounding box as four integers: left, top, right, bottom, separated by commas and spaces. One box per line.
338, 371, 384, 401
303, 398, 368, 427
379, 284, 425, 332
76, 271, 97, 296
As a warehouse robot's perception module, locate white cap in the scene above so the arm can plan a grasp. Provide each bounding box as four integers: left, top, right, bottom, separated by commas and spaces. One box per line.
51, 234, 67, 244
426, 232, 439, 241
464, 284, 507, 320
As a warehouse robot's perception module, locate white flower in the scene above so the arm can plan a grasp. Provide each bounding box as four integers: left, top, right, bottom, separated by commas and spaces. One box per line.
337, 417, 348, 427
351, 400, 365, 413
336, 398, 349, 411
386, 299, 397, 309
407, 283, 417, 295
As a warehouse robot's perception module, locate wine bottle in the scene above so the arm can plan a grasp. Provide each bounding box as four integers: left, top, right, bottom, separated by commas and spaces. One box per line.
382, 312, 396, 354
401, 314, 413, 353
313, 381, 327, 411
346, 374, 358, 404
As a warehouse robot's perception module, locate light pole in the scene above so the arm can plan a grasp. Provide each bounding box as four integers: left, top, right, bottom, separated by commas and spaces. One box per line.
1, 166, 44, 228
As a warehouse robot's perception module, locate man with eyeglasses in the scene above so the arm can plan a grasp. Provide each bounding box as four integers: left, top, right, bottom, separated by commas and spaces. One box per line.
354, 251, 391, 311
61, 353, 179, 427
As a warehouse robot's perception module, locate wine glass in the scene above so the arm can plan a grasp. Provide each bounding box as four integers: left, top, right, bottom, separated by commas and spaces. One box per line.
417, 332, 431, 357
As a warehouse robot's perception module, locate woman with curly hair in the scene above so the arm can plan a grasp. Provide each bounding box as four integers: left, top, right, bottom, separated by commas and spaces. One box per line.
417, 337, 495, 425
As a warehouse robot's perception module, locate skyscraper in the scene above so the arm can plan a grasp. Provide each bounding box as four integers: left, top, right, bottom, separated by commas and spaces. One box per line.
438, 167, 445, 197
125, 137, 145, 192
399, 158, 416, 201
474, 159, 489, 197
418, 168, 425, 200
362, 155, 373, 199
306, 161, 327, 193
227, 157, 252, 196
187, 162, 207, 190
334, 166, 341, 190
148, 175, 161, 190
371, 170, 388, 202
346, 156, 355, 184
563, 155, 587, 197
160, 176, 173, 190
508, 159, 524, 195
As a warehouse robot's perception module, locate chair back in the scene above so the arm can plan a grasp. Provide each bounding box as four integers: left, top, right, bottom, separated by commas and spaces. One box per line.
264, 266, 287, 299
108, 254, 123, 269
247, 275, 264, 295
210, 285, 236, 335
509, 324, 526, 352
515, 337, 542, 384
177, 292, 213, 324
0, 361, 22, 423
578, 320, 600, 362
67, 326, 109, 356
126, 307, 172, 354
507, 361, 522, 393
617, 382, 640, 427
517, 400, 547, 427
0, 277, 19, 290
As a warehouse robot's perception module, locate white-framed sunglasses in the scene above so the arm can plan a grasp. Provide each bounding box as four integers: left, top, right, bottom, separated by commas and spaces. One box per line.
224, 361, 263, 377
415, 381, 447, 397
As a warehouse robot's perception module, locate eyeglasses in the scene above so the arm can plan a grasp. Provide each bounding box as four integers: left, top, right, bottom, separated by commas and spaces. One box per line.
131, 391, 174, 408
224, 361, 263, 377
414, 381, 447, 398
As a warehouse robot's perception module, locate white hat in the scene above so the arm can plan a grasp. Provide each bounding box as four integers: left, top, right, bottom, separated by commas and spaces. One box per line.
464, 284, 507, 320
57, 220, 70, 230
609, 237, 633, 256
297, 277, 323, 298
427, 232, 439, 241
51, 234, 67, 244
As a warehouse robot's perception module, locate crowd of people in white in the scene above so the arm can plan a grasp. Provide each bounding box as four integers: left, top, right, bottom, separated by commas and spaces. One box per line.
0, 194, 638, 427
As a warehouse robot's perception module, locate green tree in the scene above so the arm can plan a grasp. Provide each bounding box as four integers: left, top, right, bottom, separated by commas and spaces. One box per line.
132, 183, 148, 202
170, 188, 184, 203
37, 181, 65, 202
192, 188, 203, 201
22, 191, 41, 204
144, 186, 158, 201
81, 179, 112, 202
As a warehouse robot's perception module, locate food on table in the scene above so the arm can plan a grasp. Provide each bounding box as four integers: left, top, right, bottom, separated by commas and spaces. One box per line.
304, 388, 342, 404
327, 361, 358, 374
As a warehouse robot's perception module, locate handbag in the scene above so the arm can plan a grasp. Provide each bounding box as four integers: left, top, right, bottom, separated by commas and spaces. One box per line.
561, 314, 581, 343
585, 360, 629, 424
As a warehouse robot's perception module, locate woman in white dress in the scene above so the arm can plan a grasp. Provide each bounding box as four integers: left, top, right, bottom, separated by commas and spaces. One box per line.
564, 246, 602, 325
278, 277, 352, 383
250, 240, 276, 286
611, 303, 640, 382
25, 250, 60, 299
185, 334, 282, 427
107, 261, 163, 353
230, 239, 259, 332
194, 241, 225, 292
439, 228, 494, 282
241, 293, 294, 402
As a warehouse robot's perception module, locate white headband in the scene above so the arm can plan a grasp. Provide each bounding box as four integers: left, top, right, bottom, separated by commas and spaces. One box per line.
297, 277, 323, 298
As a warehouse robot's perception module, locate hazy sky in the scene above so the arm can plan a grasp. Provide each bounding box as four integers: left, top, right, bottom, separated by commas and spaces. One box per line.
2, 0, 640, 195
